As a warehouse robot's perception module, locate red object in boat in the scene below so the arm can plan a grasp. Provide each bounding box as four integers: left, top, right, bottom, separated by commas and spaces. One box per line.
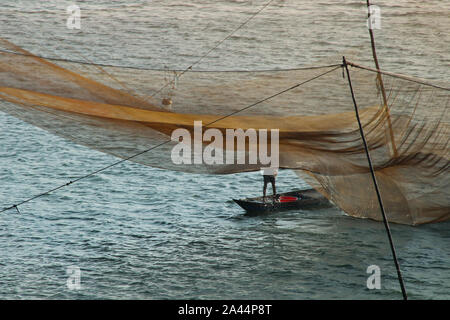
279, 196, 298, 202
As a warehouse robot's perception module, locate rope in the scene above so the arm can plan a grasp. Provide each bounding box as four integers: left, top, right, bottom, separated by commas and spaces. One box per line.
343, 56, 408, 300
347, 61, 450, 91
2, 0, 277, 80
0, 48, 340, 73
0, 65, 341, 214
146, 0, 276, 99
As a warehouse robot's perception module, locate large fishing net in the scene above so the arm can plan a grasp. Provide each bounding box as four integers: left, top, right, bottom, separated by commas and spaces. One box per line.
0, 38, 448, 225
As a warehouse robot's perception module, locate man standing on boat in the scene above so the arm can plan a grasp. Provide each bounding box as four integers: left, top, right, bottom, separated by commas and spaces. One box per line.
261, 166, 278, 202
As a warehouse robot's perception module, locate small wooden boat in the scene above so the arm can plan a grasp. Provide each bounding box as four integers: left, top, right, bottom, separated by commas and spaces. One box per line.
233, 189, 331, 213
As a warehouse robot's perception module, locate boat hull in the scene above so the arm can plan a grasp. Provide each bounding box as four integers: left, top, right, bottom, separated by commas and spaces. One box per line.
233, 189, 331, 213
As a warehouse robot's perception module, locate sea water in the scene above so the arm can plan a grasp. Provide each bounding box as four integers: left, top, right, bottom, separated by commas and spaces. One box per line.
0, 0, 448, 299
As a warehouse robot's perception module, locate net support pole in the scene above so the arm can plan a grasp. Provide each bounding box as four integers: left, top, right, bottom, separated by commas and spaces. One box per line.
366, 0, 398, 158
343, 56, 407, 300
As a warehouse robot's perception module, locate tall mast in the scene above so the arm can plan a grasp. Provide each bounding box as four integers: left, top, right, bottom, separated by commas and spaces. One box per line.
366, 0, 398, 157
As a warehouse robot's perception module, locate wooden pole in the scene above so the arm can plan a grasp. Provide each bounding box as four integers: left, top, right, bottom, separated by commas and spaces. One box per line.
366, 0, 398, 157
343, 56, 408, 300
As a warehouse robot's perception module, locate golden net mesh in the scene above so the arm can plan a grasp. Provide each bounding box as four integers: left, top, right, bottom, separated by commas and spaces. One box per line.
0, 38, 448, 225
